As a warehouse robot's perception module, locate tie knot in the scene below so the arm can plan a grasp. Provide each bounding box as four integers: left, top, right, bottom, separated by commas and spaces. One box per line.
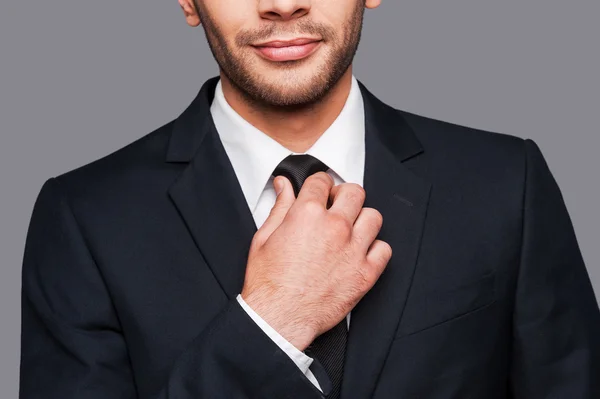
273, 154, 330, 197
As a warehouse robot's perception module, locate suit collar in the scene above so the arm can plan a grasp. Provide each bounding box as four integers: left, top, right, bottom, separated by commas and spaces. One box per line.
165, 77, 220, 163
357, 79, 424, 163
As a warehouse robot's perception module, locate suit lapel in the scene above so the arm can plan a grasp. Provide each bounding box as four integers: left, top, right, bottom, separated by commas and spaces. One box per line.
341, 83, 432, 399
165, 77, 431, 398
166, 78, 257, 299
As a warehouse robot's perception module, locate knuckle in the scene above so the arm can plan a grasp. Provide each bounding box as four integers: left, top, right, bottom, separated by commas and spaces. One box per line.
347, 184, 366, 203
304, 173, 320, 186
306, 185, 327, 201
316, 171, 334, 183
306, 172, 331, 189
302, 200, 324, 217
328, 213, 352, 235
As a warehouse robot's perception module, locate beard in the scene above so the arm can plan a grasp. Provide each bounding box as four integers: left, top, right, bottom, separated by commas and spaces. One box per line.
194, 1, 365, 109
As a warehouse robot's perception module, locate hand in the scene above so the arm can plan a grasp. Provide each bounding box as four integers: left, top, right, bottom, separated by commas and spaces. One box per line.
241, 173, 392, 350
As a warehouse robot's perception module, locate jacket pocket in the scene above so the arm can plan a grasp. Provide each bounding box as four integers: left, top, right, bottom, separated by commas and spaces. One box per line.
396, 271, 496, 338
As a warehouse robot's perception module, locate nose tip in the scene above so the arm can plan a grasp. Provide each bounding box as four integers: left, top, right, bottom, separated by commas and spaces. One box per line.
259, 0, 311, 21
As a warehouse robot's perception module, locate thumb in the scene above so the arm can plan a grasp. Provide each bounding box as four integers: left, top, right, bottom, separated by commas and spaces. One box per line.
255, 176, 295, 245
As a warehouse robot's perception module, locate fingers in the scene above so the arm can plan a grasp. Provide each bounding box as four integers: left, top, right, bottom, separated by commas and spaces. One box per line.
296, 172, 334, 208
352, 207, 383, 252
329, 184, 366, 223
354, 208, 389, 282
366, 239, 393, 273
255, 176, 295, 245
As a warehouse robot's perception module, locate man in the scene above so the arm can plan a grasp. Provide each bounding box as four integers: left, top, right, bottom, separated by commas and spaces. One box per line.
19, 0, 600, 397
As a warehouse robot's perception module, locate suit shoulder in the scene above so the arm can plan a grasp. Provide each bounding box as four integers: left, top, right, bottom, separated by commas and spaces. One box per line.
399, 109, 526, 156
393, 109, 530, 188
50, 119, 177, 204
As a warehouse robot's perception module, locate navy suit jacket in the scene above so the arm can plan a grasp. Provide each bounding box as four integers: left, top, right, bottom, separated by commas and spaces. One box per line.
20, 77, 600, 398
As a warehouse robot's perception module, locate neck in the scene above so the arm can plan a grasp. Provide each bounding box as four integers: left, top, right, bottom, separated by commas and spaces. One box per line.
219, 68, 354, 153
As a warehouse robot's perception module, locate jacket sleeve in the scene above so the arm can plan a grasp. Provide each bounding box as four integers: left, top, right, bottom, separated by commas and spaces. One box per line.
509, 139, 600, 398
19, 178, 325, 399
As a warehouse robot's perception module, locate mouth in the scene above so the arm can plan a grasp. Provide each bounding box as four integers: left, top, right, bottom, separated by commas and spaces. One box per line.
252, 38, 322, 62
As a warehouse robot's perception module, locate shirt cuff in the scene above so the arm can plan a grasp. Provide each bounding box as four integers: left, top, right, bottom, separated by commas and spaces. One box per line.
236, 294, 322, 392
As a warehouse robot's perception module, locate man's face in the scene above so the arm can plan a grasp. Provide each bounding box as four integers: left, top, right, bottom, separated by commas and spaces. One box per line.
190, 0, 376, 107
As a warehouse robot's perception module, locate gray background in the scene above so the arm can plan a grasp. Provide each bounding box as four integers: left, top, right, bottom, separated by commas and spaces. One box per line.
1, 1, 598, 397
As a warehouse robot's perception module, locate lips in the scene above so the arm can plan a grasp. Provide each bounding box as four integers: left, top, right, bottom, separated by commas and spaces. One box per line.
256, 38, 320, 48
253, 38, 322, 62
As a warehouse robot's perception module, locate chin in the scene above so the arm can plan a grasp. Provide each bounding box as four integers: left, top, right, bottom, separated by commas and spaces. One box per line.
258, 66, 325, 89
262, 79, 311, 93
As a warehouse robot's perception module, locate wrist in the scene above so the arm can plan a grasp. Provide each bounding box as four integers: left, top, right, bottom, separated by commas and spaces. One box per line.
241, 289, 316, 351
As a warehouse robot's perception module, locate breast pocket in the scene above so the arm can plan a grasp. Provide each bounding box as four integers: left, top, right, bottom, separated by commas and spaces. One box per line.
396, 272, 496, 338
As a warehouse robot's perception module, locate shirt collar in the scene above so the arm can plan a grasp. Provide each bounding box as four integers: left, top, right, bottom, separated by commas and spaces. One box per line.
210, 76, 365, 213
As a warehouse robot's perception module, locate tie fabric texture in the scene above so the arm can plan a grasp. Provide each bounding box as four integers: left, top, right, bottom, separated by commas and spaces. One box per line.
272, 154, 348, 398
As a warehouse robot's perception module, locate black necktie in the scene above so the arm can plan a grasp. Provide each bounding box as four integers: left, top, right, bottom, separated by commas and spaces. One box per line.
273, 154, 348, 398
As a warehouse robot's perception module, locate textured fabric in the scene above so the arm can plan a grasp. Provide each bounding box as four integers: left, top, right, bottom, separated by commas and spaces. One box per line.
273, 154, 349, 398
306, 323, 348, 399
273, 154, 331, 197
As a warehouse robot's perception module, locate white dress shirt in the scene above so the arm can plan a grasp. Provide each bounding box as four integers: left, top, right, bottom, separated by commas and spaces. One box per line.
210, 76, 366, 391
